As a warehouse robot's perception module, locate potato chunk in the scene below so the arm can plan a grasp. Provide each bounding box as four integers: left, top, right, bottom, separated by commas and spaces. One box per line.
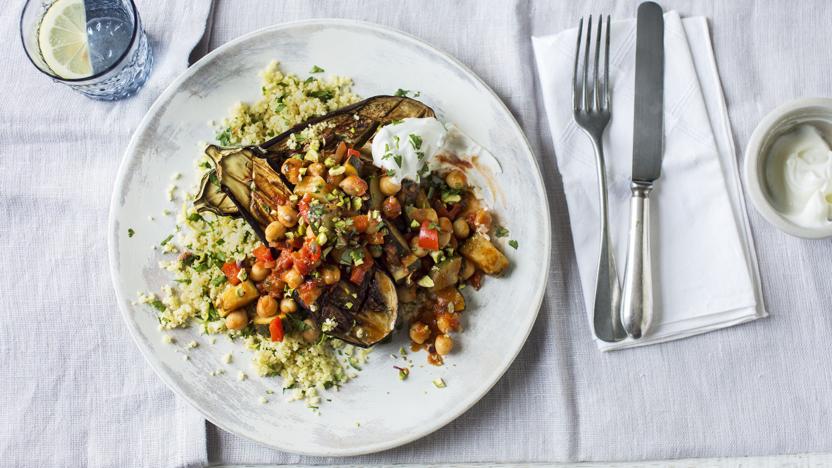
459, 234, 509, 275
218, 280, 259, 312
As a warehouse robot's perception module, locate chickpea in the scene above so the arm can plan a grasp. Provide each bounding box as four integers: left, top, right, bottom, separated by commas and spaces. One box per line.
437, 313, 458, 334
339, 175, 368, 196
452, 218, 470, 239
382, 196, 402, 219
225, 310, 248, 330
282, 268, 304, 289
308, 162, 326, 177
277, 204, 298, 227
256, 295, 279, 318
280, 297, 298, 314
445, 170, 467, 190
460, 259, 476, 280
434, 334, 454, 355
321, 265, 341, 285
250, 262, 270, 282
301, 318, 321, 343
409, 321, 431, 344
265, 221, 286, 242
473, 209, 493, 231
410, 235, 428, 257
281, 158, 303, 185
379, 175, 401, 196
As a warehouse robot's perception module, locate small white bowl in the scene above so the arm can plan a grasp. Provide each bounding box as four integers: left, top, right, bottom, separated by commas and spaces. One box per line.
743, 97, 832, 239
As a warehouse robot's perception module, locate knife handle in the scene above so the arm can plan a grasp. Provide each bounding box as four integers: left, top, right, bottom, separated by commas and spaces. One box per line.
621, 182, 653, 339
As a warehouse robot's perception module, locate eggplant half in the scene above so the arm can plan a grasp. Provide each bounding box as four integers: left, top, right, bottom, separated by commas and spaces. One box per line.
306, 268, 398, 347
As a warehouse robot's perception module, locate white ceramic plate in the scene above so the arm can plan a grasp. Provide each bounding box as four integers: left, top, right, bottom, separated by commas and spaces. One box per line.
109, 19, 550, 456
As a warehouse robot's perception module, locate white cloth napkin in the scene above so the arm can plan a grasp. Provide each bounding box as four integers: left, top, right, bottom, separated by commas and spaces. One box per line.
0, 1, 212, 466
532, 12, 767, 350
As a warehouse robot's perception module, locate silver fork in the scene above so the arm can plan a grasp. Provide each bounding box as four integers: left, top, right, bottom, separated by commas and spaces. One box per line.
572, 15, 625, 343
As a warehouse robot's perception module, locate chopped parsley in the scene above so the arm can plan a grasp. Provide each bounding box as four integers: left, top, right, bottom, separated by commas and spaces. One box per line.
187, 212, 204, 223
393, 153, 403, 168
309, 65, 325, 73
508, 239, 519, 249
127, 228, 135, 238
307, 89, 334, 102
160, 234, 174, 246
216, 128, 232, 146
408, 133, 422, 150
211, 275, 227, 287
150, 299, 166, 312
394, 88, 409, 97
495, 226, 510, 238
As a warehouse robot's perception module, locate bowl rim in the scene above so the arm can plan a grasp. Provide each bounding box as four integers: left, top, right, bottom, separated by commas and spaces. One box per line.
743, 97, 832, 239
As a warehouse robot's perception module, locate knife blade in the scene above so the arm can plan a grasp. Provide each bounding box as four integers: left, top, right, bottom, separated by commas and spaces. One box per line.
620, 1, 664, 339
632, 2, 664, 182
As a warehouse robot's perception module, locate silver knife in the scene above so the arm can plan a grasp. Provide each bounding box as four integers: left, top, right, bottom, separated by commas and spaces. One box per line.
620, 1, 664, 339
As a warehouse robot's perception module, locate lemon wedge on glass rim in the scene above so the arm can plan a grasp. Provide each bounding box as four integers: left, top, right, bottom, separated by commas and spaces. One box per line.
38, 0, 93, 79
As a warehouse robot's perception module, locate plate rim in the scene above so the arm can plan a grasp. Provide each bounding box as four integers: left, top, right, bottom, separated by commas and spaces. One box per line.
108, 18, 552, 457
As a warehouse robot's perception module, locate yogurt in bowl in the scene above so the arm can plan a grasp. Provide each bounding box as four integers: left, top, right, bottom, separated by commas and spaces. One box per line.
744, 98, 832, 238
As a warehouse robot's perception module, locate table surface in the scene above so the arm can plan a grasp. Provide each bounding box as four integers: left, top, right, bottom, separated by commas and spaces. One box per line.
191, 0, 832, 464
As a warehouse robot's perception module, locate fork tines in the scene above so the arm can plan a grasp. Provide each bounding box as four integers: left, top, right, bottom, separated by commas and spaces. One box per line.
572, 15, 611, 115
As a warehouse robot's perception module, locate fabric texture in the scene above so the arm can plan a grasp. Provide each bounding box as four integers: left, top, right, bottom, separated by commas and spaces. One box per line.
204, 0, 832, 464
0, 1, 212, 467
533, 12, 767, 350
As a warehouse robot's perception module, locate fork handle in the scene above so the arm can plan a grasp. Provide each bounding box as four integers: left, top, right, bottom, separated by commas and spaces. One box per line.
620, 181, 653, 339
589, 135, 624, 343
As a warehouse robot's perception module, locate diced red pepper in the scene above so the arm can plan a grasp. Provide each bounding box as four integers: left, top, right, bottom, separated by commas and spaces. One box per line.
269, 317, 284, 342
418, 220, 440, 250
275, 249, 294, 272
349, 253, 374, 285
347, 147, 361, 160
221, 261, 242, 285
253, 244, 275, 268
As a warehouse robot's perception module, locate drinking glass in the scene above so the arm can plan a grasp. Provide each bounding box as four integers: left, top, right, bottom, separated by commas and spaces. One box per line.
20, 0, 153, 101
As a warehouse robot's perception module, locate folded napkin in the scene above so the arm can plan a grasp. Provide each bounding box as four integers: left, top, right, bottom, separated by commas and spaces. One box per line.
533, 12, 767, 350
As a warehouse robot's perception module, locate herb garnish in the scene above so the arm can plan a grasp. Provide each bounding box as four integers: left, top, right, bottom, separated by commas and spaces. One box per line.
127, 228, 135, 238
309, 65, 325, 73
495, 226, 510, 238
216, 128, 232, 146
508, 239, 519, 249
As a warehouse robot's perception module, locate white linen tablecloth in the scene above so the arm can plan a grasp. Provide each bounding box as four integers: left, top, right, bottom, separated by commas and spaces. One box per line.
0, 1, 212, 467
4, 0, 832, 466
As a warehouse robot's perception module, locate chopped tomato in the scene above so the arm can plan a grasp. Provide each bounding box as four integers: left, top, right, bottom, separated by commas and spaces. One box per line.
347, 147, 361, 160
221, 261, 242, 285
366, 231, 385, 245
292, 239, 322, 276
275, 249, 294, 272
418, 220, 440, 250
253, 244, 275, 268
349, 253, 374, 285
297, 280, 323, 308
298, 194, 313, 223
269, 316, 284, 342
352, 214, 369, 233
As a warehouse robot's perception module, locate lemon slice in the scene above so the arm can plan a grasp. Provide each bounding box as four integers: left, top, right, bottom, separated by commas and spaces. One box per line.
38, 0, 92, 79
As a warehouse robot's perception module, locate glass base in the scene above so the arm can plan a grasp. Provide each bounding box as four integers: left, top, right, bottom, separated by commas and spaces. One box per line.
69, 29, 153, 101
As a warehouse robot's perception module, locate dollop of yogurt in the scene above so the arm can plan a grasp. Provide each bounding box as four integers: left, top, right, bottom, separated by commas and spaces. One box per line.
371, 117, 504, 204
765, 124, 832, 227
371, 117, 448, 183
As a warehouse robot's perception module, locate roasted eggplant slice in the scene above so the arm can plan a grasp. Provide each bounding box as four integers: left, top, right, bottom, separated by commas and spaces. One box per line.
194, 145, 291, 243
194, 97, 434, 243
314, 269, 398, 347
260, 95, 435, 160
